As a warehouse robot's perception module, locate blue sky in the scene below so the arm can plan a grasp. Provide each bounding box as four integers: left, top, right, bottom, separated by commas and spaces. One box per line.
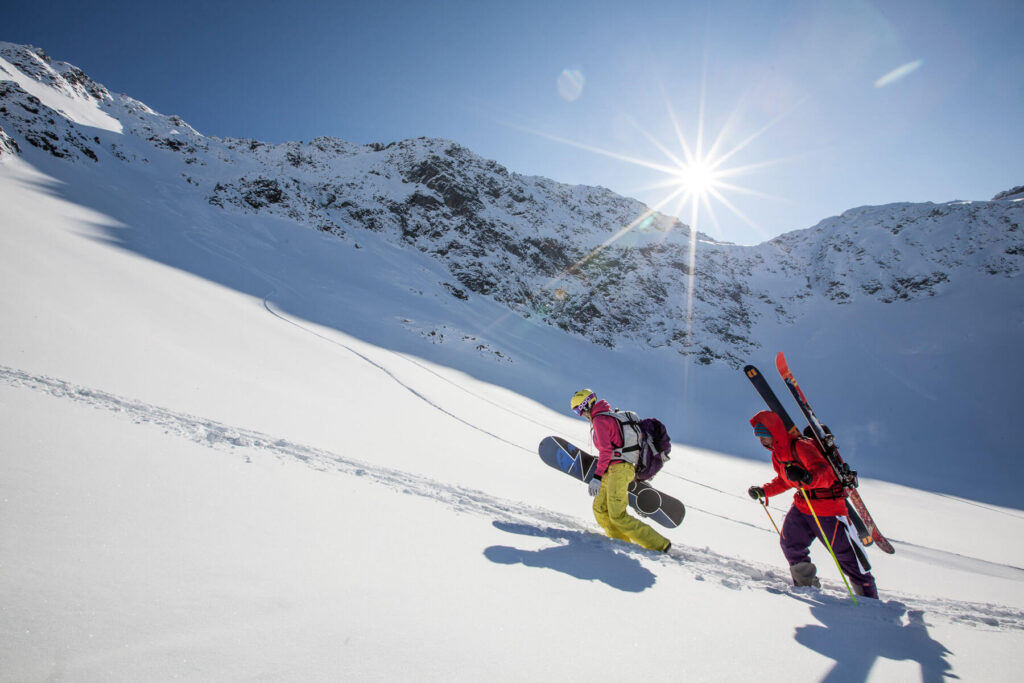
7, 0, 1023, 244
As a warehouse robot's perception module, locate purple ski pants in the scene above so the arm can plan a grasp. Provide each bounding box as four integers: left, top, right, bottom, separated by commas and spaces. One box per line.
781, 506, 878, 599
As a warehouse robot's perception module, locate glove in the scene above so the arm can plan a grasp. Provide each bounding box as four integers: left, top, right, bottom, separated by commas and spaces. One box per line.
588, 477, 602, 497
748, 486, 765, 501
785, 463, 813, 485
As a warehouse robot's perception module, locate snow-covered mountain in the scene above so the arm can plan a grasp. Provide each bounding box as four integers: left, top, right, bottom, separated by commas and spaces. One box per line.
1, 40, 1022, 502
4, 41, 1024, 681
5, 42, 1019, 365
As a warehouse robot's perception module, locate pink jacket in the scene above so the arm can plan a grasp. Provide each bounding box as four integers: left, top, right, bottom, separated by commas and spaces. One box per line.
590, 400, 625, 477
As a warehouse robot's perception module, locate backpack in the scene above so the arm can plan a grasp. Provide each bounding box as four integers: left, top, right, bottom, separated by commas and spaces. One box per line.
637, 417, 672, 481
800, 424, 858, 489
592, 409, 672, 482
788, 436, 845, 500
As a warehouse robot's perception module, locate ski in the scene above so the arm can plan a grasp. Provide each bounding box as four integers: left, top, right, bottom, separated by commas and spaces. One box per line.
744, 364, 800, 434
775, 352, 895, 554
744, 364, 875, 548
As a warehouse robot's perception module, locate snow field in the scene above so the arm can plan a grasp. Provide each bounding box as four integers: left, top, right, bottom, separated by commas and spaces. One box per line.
3, 114, 1024, 681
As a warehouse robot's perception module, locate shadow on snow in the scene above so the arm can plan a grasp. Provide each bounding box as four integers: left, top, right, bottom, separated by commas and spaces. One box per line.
484, 520, 657, 592
783, 591, 955, 682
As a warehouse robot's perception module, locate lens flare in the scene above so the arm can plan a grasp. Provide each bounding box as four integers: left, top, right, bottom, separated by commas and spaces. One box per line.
874, 59, 923, 88
557, 69, 585, 102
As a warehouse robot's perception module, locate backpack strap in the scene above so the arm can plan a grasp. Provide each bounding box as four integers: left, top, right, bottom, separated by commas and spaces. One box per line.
592, 410, 643, 464
789, 438, 844, 499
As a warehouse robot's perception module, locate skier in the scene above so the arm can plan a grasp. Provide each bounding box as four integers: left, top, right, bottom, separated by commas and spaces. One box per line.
746, 410, 878, 598
570, 389, 671, 553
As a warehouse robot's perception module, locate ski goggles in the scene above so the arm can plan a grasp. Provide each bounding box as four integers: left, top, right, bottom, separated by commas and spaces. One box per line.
572, 393, 596, 415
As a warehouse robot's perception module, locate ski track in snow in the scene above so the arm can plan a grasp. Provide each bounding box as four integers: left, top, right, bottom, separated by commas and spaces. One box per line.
3, 363, 1023, 633
262, 296, 564, 452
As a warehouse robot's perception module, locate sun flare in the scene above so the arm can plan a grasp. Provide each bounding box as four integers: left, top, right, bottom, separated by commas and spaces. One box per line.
507, 82, 798, 381
674, 159, 721, 198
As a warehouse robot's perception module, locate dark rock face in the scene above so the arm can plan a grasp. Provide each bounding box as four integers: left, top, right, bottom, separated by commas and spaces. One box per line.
992, 185, 1024, 201
0, 80, 100, 162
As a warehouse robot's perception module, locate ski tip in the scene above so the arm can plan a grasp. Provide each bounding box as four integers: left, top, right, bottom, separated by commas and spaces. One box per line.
743, 365, 759, 378
775, 351, 790, 376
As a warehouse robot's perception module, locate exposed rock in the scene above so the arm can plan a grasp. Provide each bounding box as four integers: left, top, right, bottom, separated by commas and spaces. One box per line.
992, 185, 1024, 201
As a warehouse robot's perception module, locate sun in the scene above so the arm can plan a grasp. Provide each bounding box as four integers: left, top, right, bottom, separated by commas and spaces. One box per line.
674, 158, 721, 198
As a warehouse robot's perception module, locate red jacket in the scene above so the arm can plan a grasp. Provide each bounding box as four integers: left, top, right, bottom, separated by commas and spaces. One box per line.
750, 410, 847, 516
590, 399, 626, 477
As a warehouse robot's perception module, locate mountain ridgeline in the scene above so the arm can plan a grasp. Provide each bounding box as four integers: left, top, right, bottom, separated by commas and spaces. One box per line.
1, 41, 1021, 372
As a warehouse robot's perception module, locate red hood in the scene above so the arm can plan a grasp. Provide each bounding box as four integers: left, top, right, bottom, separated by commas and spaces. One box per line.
750, 410, 791, 449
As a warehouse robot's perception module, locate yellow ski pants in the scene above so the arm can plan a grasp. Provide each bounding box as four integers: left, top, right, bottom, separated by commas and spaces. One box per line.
593, 462, 670, 551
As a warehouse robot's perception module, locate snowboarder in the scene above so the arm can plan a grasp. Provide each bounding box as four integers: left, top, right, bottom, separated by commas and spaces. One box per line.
570, 389, 671, 553
747, 410, 878, 599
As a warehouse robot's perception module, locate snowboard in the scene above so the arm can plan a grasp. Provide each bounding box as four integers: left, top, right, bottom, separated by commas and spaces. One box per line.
538, 436, 685, 528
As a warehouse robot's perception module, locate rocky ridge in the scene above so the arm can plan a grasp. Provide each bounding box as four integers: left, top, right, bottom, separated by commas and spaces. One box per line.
2, 42, 1021, 367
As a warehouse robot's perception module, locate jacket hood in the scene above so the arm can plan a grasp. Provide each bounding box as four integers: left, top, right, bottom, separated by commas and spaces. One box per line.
591, 399, 613, 415
750, 410, 790, 447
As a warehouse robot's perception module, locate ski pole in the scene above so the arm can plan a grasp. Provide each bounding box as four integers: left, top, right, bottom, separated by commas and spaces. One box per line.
757, 494, 783, 538
800, 488, 858, 606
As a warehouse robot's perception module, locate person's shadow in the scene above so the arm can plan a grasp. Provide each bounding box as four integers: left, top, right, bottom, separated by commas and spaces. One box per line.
792, 595, 955, 682
483, 520, 658, 592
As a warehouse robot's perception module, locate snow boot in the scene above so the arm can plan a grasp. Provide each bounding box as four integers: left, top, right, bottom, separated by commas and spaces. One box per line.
851, 581, 879, 599
789, 562, 821, 588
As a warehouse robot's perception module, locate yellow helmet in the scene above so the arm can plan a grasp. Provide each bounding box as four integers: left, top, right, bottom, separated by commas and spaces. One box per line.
570, 388, 597, 415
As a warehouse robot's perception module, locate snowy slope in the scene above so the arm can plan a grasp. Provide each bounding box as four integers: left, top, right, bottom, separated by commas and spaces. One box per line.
2, 42, 1024, 681
2, 41, 1022, 505
3, 156, 1024, 681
